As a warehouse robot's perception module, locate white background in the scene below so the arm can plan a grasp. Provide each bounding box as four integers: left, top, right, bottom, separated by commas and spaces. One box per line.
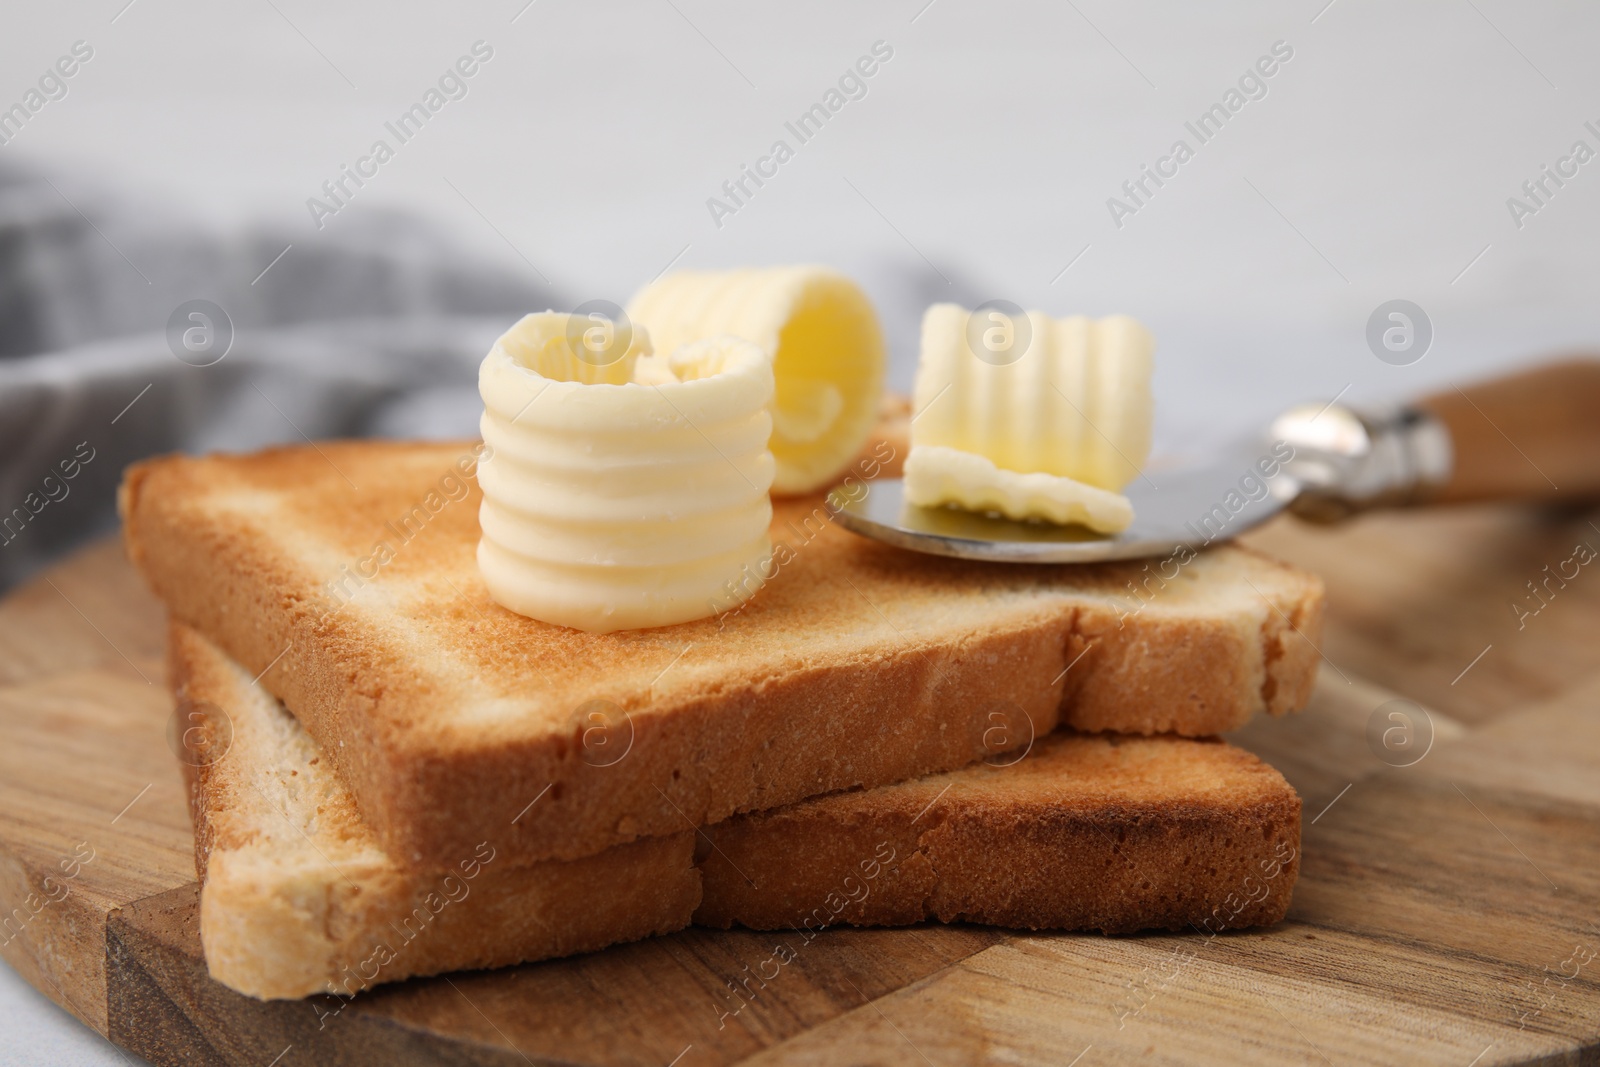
2, 1, 1597, 1062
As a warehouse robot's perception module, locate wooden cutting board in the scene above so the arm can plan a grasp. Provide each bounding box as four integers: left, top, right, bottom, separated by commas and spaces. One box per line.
2, 500, 1599, 1066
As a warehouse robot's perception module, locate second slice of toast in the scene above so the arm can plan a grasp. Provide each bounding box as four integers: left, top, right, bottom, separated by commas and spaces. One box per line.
123, 441, 1322, 870
174, 622, 1300, 1000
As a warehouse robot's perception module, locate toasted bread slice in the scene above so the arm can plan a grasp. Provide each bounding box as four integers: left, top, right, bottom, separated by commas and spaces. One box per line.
175, 624, 1299, 999
172, 623, 699, 1000
695, 732, 1300, 935
123, 441, 1321, 869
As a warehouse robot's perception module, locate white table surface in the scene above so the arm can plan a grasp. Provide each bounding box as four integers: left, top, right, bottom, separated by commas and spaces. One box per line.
3, 1, 1597, 1062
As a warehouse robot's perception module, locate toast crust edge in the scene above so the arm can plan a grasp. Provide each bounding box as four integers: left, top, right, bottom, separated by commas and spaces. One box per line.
169, 622, 701, 1000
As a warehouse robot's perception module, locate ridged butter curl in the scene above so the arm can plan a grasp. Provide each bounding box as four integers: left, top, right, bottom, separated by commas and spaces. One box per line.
911, 305, 1153, 492
477, 312, 775, 632
906, 304, 1153, 533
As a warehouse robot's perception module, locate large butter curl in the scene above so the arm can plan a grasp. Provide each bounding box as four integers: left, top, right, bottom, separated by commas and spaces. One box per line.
627, 267, 886, 495
477, 312, 775, 632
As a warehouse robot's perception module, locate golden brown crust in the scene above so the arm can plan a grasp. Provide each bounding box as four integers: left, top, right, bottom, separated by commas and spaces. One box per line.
123, 442, 1322, 870
695, 732, 1301, 934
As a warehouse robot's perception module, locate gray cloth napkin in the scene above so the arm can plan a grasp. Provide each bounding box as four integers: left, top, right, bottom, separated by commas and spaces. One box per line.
0, 162, 552, 591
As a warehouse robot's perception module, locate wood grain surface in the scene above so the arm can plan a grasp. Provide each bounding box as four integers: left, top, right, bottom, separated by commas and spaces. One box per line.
2, 498, 1599, 1066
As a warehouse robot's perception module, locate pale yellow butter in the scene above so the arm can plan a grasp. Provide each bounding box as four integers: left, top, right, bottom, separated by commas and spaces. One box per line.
627, 267, 885, 495
907, 304, 1153, 532
477, 312, 774, 632
903, 446, 1134, 534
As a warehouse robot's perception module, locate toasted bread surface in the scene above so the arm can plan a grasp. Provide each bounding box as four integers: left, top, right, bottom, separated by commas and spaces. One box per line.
124, 441, 1321, 868
696, 731, 1301, 934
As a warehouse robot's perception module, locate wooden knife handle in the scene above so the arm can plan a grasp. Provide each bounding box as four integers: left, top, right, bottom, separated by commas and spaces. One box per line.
1414, 360, 1600, 504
